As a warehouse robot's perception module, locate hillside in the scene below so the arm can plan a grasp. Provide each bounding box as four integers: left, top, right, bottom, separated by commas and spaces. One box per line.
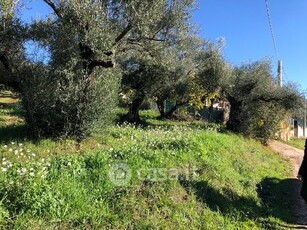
287, 138, 306, 150
0, 96, 298, 229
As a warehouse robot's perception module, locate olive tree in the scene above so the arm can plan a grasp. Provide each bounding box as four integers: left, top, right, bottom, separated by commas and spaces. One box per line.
222, 60, 301, 144
189, 39, 230, 110
120, 42, 193, 122
117, 1, 196, 122
0, 0, 196, 139
154, 38, 230, 119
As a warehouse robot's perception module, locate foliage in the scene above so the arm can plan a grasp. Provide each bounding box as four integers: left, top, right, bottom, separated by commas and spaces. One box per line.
289, 90, 306, 119
223, 60, 301, 144
21, 67, 120, 139
0, 0, 21, 21
120, 46, 183, 121
117, 1, 196, 122
153, 35, 201, 118
121, 55, 173, 102
0, 0, 197, 139
120, 36, 230, 121
189, 39, 230, 110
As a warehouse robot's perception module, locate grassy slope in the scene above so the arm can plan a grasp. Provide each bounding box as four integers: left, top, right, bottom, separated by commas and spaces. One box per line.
0, 98, 296, 229
287, 138, 306, 150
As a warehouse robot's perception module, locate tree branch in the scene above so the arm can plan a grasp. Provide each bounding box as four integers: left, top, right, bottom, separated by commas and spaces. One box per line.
43, 0, 62, 18
0, 71, 22, 93
0, 53, 23, 92
0, 53, 12, 72
114, 23, 132, 45
152, 23, 168, 39
124, 41, 157, 58
88, 59, 114, 74
127, 37, 166, 42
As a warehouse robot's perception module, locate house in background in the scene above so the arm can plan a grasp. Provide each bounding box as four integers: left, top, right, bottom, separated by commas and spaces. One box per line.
292, 118, 307, 138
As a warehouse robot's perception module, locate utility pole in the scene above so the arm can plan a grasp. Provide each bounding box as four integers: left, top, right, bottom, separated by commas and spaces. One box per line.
277, 60, 282, 87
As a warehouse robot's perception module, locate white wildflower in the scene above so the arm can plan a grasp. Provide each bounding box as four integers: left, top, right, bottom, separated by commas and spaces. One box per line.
67, 162, 71, 166
14, 150, 18, 154
9, 148, 13, 152
19, 143, 23, 146
2, 161, 7, 165
1, 167, 7, 172
4, 145, 7, 148
30, 168, 34, 171
31, 153, 36, 157
29, 172, 35, 177
11, 142, 15, 145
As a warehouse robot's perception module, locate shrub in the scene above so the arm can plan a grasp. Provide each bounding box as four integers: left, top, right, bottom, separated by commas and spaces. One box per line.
21, 66, 120, 140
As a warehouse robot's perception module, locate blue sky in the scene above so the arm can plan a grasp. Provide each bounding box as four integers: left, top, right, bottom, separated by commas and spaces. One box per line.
193, 0, 307, 91
22, 0, 307, 90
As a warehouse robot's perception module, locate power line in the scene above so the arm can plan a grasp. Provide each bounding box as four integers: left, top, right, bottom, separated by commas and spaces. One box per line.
265, 0, 279, 60
265, 0, 291, 83
282, 67, 290, 82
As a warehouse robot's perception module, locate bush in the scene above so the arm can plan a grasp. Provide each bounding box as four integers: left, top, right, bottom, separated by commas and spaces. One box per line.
21, 66, 120, 140
224, 60, 301, 144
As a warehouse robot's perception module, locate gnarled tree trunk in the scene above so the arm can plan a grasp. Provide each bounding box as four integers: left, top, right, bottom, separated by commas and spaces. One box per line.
226, 96, 242, 132
122, 96, 144, 123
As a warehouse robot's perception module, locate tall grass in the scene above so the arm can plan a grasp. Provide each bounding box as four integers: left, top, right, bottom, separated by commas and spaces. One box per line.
0, 98, 296, 229
0, 112, 295, 229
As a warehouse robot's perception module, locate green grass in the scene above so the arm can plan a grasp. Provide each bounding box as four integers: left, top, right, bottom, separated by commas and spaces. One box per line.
0, 103, 297, 229
0, 91, 25, 143
287, 137, 306, 150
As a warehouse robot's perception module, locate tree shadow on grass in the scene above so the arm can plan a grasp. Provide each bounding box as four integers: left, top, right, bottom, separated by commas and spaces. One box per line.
0, 124, 27, 144
179, 180, 263, 219
180, 178, 306, 229
0, 101, 24, 118
257, 177, 307, 228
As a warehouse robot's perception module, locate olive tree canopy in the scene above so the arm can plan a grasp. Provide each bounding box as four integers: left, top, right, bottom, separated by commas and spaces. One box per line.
0, 0, 196, 139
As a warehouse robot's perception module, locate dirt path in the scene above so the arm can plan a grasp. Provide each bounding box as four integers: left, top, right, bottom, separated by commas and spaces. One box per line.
269, 140, 307, 227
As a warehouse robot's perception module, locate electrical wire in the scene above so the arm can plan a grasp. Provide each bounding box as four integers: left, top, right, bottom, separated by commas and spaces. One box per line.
265, 0, 290, 83
265, 0, 279, 60
282, 67, 290, 82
